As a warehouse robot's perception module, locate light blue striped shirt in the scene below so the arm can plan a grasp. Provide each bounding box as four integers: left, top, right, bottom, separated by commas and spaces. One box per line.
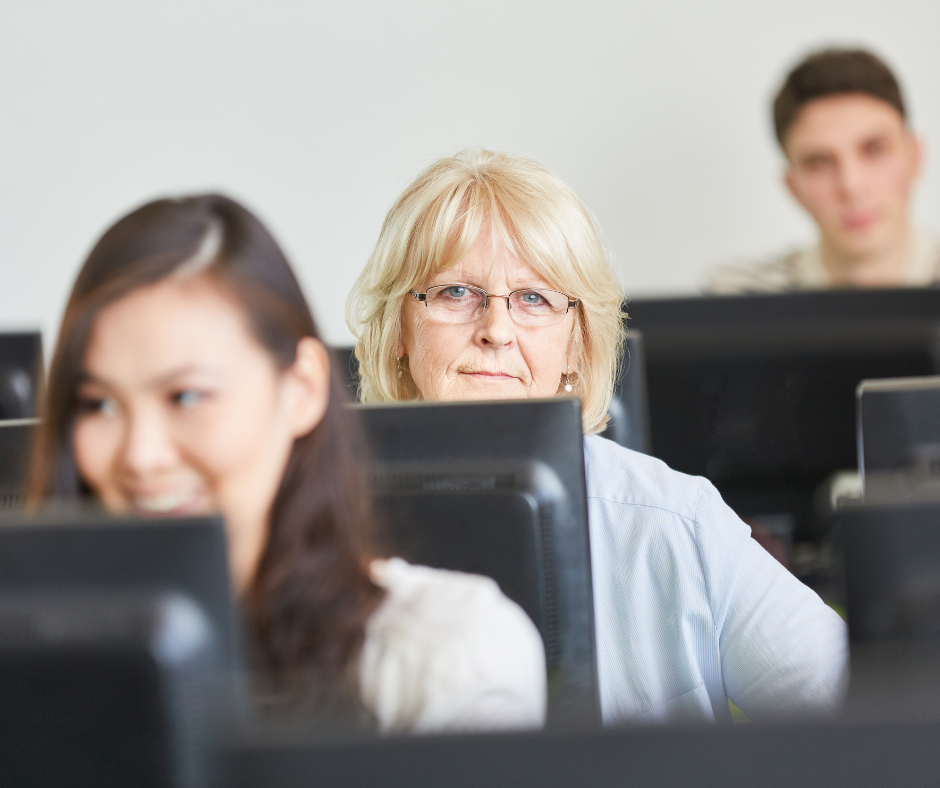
584, 434, 849, 724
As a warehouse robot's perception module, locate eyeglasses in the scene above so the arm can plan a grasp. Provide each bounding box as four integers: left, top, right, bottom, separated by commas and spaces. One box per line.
410, 284, 579, 328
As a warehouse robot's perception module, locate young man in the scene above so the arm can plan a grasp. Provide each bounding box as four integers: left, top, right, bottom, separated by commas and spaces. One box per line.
706, 48, 939, 293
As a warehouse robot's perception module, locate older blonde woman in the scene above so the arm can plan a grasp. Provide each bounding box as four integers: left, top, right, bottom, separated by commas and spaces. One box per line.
348, 148, 848, 725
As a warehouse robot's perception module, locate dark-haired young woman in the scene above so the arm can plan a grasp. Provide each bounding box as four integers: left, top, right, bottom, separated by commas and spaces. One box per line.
28, 194, 545, 733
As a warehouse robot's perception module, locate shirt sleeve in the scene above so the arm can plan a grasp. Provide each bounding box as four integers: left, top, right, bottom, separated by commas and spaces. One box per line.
692, 482, 849, 719
359, 560, 547, 734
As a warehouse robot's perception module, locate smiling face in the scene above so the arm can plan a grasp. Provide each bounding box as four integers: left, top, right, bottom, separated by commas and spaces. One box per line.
784, 93, 922, 263
72, 275, 329, 590
400, 230, 579, 402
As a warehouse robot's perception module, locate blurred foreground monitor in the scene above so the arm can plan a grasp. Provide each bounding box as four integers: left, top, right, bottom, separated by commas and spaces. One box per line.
628, 289, 940, 543
352, 398, 599, 728
0, 332, 42, 420
0, 512, 241, 787
226, 715, 940, 788
836, 491, 940, 722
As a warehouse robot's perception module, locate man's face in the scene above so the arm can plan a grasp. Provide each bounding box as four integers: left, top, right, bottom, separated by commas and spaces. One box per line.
783, 93, 922, 259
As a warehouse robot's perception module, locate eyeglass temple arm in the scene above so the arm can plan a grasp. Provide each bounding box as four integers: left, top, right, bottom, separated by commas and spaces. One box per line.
410, 290, 427, 302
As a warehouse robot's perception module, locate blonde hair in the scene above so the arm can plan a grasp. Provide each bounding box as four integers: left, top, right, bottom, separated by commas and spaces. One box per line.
346, 148, 626, 434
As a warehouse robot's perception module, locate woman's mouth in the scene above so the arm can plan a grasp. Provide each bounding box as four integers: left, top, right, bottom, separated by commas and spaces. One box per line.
130, 489, 209, 516
462, 371, 517, 381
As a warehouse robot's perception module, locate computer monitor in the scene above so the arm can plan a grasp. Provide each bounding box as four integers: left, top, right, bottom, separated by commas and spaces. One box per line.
598, 330, 650, 454
839, 496, 940, 643
836, 493, 940, 720
351, 398, 599, 727
0, 593, 220, 788
0, 512, 241, 669
0, 512, 242, 786
0, 332, 42, 419
627, 289, 940, 540
331, 346, 360, 400
857, 376, 940, 488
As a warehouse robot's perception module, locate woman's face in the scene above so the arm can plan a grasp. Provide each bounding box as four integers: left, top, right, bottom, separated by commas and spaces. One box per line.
400, 231, 578, 402
72, 276, 329, 591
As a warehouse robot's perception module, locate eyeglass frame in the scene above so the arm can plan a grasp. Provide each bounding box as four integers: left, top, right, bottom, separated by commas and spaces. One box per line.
409, 284, 580, 326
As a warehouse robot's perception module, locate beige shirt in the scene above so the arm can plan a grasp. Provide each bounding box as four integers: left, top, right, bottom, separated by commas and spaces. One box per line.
359, 557, 547, 734
704, 229, 940, 294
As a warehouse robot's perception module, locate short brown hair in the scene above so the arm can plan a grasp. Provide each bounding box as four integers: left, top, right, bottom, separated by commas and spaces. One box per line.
773, 48, 906, 148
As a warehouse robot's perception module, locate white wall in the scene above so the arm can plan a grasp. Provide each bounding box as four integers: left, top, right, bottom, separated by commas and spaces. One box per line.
2, 0, 939, 347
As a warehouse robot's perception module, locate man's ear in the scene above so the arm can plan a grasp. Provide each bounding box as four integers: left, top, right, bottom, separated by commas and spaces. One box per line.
286, 337, 331, 439
911, 133, 926, 181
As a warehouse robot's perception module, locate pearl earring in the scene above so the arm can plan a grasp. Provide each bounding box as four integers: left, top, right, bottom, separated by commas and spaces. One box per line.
564, 365, 573, 393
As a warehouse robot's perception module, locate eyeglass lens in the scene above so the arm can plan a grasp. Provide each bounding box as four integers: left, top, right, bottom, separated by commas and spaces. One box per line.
423, 285, 571, 326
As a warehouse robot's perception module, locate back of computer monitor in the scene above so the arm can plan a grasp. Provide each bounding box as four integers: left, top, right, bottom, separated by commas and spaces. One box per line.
0, 592, 219, 788
0, 419, 36, 511
0, 332, 42, 420
352, 398, 598, 726
840, 499, 940, 642
599, 330, 651, 454
857, 376, 940, 488
331, 346, 360, 400
629, 290, 940, 539
0, 513, 241, 671
369, 474, 546, 637
0, 513, 243, 786
837, 495, 940, 720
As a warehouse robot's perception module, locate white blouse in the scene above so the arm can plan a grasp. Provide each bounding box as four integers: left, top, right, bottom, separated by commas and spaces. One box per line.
359, 557, 547, 734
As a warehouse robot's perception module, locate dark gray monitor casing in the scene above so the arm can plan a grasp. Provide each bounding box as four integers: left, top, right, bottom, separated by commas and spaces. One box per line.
857, 375, 940, 492
0, 513, 241, 787
598, 330, 650, 454
835, 494, 940, 721
628, 289, 940, 540
0, 332, 42, 420
351, 398, 599, 728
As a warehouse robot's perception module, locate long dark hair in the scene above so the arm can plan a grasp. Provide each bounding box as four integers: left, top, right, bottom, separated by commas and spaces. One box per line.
28, 194, 385, 691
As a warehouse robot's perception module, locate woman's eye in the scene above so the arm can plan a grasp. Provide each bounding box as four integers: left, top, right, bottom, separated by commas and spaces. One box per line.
444, 286, 469, 299
77, 397, 118, 416
172, 390, 204, 409
518, 291, 548, 307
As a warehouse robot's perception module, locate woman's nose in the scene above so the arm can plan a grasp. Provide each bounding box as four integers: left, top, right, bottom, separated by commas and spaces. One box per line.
474, 297, 516, 347
119, 408, 180, 477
